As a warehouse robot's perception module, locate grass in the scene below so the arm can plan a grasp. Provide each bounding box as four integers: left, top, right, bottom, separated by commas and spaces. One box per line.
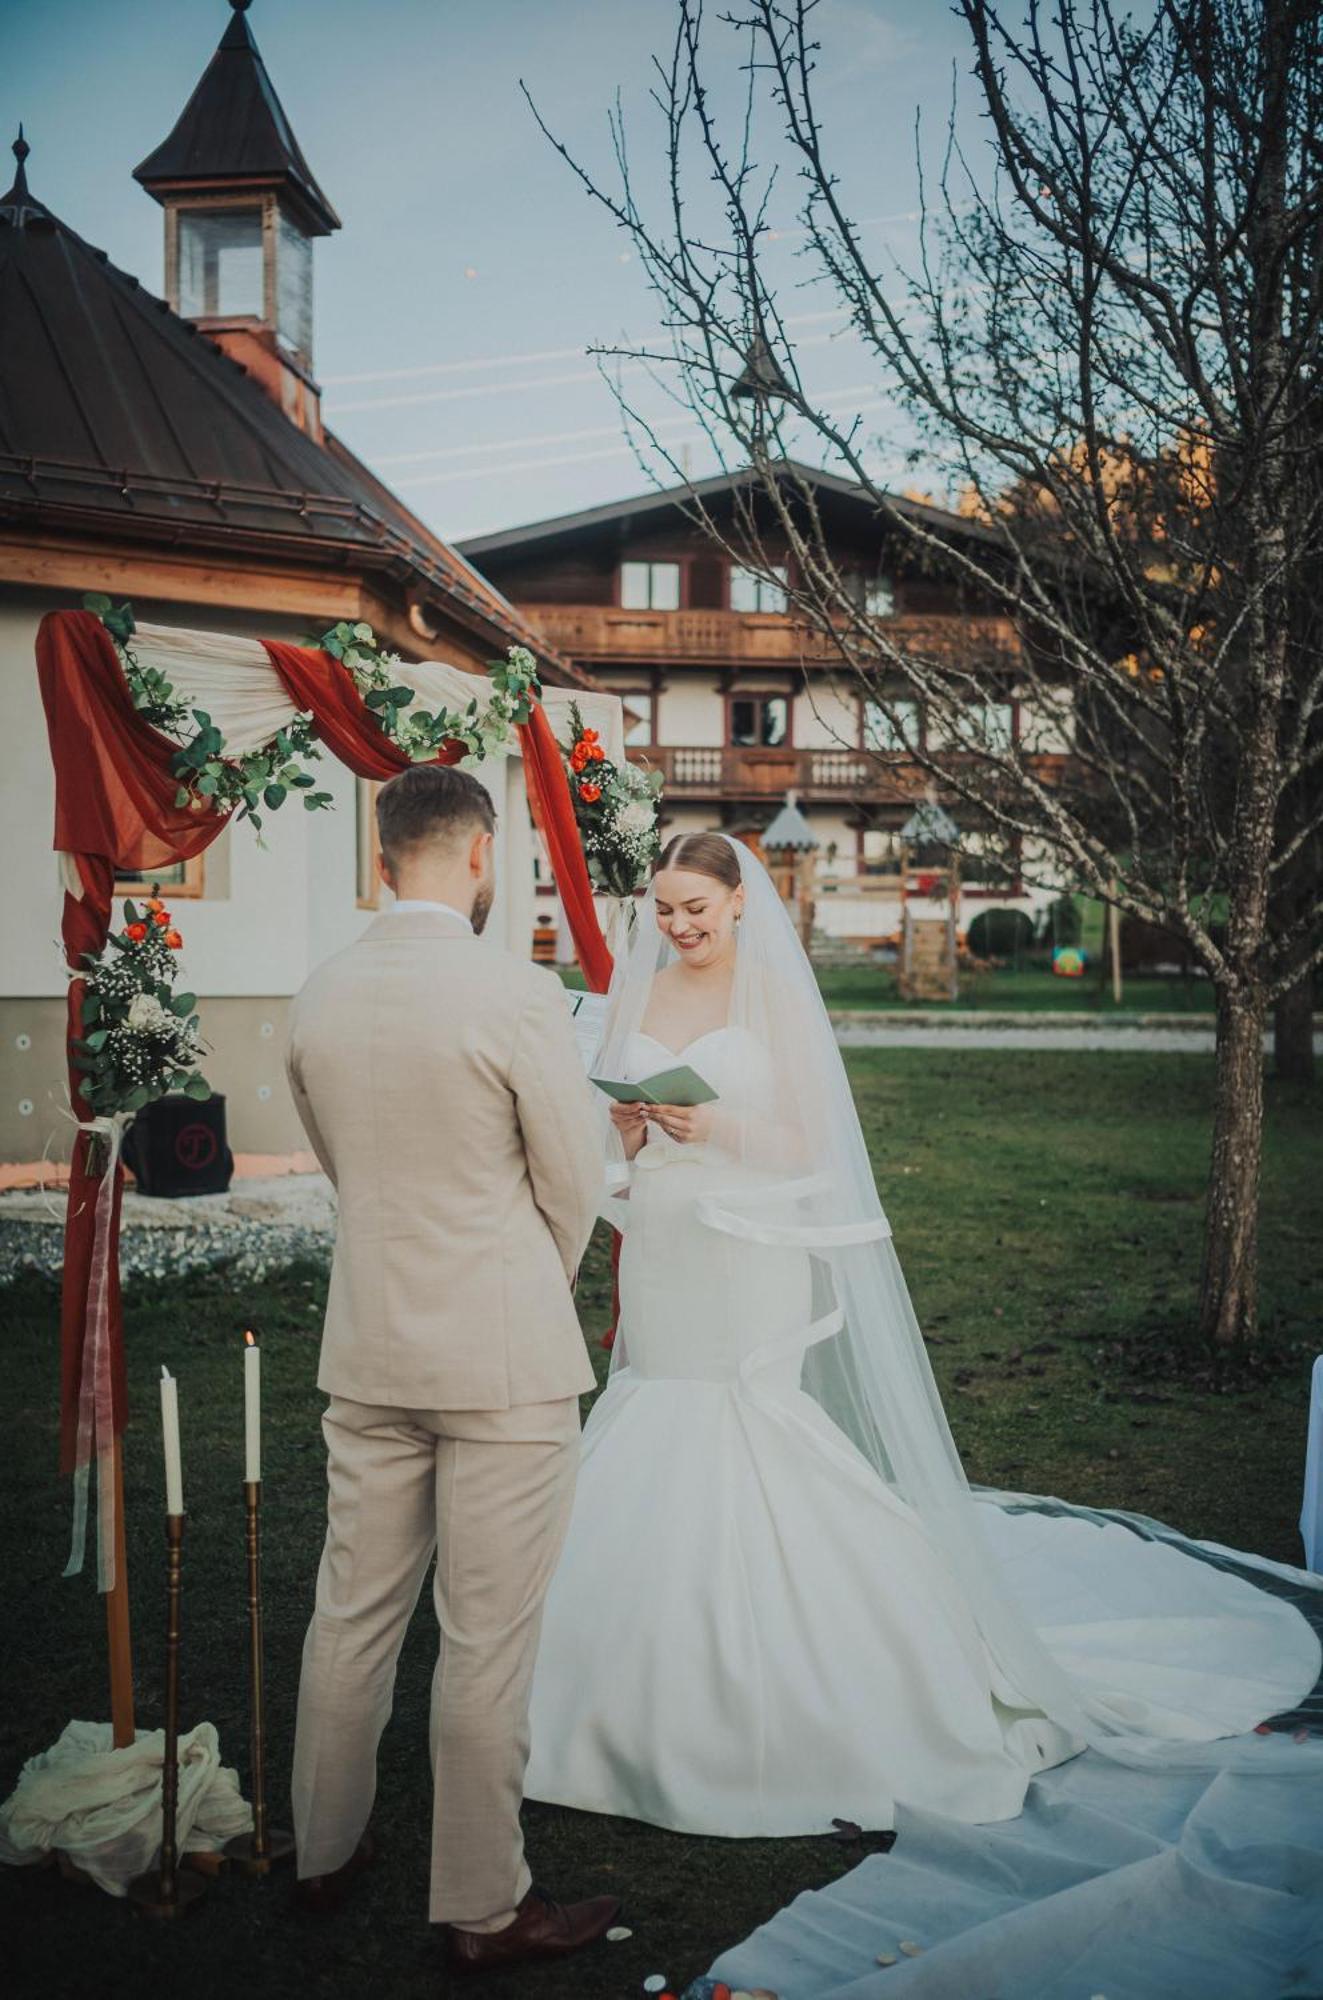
558, 961, 1222, 1012
3, 1051, 1319, 1999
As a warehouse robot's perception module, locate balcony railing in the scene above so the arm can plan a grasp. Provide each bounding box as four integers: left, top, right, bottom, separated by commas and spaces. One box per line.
629, 743, 1073, 804
523, 602, 1021, 666
630, 744, 925, 802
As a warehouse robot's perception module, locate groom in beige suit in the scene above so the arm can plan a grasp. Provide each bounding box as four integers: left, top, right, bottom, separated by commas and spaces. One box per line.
285, 763, 618, 1977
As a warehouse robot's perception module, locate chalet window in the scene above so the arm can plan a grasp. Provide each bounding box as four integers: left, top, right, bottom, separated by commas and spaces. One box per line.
859, 827, 904, 877
620, 560, 680, 610
729, 564, 789, 614
688, 557, 726, 610
177, 207, 264, 319
621, 692, 654, 747
115, 858, 204, 899
972, 701, 1015, 751
862, 697, 921, 753
843, 569, 895, 618
729, 694, 790, 748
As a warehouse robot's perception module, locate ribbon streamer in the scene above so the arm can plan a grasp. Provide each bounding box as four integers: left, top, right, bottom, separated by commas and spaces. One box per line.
63, 1113, 132, 1594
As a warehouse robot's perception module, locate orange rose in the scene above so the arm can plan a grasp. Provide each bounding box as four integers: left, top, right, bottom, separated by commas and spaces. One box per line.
165, 929, 183, 949
581, 727, 599, 744
125, 922, 148, 942
570, 744, 589, 772
145, 897, 164, 914
579, 781, 602, 803
589, 742, 606, 761
151, 909, 171, 928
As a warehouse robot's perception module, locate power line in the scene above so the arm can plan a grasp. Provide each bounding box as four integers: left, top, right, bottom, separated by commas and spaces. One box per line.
404, 393, 893, 489
321, 306, 848, 391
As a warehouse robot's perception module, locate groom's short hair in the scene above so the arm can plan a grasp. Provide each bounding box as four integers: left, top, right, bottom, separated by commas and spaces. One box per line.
376, 764, 497, 867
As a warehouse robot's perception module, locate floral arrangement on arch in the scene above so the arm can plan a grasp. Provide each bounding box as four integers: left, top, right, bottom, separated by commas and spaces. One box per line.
560, 702, 663, 897
85, 596, 543, 840
315, 622, 541, 761
73, 893, 211, 1122
85, 594, 334, 837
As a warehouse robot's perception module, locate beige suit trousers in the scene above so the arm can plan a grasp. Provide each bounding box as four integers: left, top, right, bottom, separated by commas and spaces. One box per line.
291, 1392, 581, 1927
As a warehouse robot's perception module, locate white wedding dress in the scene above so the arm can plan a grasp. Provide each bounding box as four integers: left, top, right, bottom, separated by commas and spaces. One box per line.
525, 1021, 1321, 1837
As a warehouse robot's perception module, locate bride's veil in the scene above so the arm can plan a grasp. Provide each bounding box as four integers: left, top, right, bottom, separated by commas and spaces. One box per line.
591, 834, 1323, 1774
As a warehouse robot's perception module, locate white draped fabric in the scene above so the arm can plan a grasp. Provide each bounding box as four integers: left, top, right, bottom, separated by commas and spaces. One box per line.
126, 621, 626, 764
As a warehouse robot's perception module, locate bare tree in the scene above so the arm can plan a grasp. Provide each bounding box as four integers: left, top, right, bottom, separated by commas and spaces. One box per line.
527, 0, 1323, 1346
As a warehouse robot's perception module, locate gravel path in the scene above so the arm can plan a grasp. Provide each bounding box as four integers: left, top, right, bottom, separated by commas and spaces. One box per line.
0, 1175, 336, 1287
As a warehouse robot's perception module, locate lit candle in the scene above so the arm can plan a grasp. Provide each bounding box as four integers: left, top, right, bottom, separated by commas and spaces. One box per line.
244, 1333, 261, 1485
160, 1366, 184, 1516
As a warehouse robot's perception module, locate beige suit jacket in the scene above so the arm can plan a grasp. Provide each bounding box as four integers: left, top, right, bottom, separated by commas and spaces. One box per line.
286, 911, 602, 1411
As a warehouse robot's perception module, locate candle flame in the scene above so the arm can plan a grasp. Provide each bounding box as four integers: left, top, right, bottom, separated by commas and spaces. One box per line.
244, 1330, 256, 1348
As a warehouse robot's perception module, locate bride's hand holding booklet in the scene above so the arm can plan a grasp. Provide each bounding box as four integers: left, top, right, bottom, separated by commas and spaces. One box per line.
591, 1065, 718, 1107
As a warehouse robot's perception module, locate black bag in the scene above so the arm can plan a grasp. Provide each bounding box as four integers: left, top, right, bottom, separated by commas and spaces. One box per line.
122, 1093, 234, 1197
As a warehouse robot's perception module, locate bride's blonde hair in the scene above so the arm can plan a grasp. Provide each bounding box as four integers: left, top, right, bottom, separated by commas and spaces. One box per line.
657, 831, 742, 891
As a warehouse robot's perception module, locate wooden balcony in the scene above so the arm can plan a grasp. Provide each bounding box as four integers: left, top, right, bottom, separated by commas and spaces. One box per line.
630, 743, 1074, 806
631, 744, 925, 804
523, 602, 1021, 668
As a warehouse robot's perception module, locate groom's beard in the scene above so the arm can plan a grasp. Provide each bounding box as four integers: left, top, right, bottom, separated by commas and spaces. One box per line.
470, 876, 495, 935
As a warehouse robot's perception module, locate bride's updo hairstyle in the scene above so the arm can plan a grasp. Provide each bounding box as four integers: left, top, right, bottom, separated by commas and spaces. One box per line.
656, 831, 742, 891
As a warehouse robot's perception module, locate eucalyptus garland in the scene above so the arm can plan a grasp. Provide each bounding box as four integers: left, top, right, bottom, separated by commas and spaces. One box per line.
84, 594, 333, 836
85, 597, 544, 838
314, 622, 541, 761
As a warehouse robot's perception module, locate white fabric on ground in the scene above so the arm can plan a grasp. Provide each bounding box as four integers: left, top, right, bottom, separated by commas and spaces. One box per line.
0, 1719, 252, 1895
711, 1737, 1323, 1999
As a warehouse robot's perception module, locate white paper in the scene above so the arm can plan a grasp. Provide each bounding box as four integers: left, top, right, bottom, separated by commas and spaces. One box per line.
563, 988, 609, 1071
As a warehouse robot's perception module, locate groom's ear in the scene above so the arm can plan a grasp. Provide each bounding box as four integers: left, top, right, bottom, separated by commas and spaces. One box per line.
376, 850, 396, 894
468, 827, 495, 876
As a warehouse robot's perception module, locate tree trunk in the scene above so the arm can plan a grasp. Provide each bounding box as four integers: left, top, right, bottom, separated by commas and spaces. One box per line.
1198, 985, 1267, 1346
1273, 970, 1316, 1082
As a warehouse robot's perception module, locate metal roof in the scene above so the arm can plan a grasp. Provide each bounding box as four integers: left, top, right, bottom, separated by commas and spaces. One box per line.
133, 0, 340, 234
0, 136, 587, 682
762, 792, 819, 850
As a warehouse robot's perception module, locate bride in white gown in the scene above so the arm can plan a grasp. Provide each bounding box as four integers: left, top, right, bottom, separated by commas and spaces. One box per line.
526, 833, 1322, 1838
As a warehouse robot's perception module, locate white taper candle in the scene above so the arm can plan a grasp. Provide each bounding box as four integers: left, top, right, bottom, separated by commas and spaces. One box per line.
160, 1365, 184, 1515
244, 1335, 261, 1484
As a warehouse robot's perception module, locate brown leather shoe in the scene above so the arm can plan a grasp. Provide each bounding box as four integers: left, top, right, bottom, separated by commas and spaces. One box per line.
292, 1831, 377, 1916
443, 1884, 622, 1978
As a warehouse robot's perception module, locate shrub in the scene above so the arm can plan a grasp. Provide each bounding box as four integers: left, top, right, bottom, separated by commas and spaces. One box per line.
967, 907, 1036, 959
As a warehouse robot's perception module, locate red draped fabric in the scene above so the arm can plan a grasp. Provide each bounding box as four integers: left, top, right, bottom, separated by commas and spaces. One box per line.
260, 638, 464, 781
518, 701, 615, 996
36, 608, 614, 1470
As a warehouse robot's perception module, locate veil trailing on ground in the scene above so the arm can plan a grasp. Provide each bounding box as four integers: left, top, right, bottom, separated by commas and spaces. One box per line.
593, 835, 1323, 1774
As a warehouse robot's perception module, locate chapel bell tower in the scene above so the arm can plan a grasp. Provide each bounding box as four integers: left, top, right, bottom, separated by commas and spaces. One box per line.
133, 0, 340, 435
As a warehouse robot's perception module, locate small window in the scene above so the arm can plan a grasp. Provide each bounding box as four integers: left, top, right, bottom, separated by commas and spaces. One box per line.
356, 779, 381, 908
177, 206, 264, 319
863, 698, 921, 753
620, 560, 681, 610
730, 564, 789, 613
276, 206, 313, 361
729, 695, 790, 748
844, 570, 895, 618
115, 857, 204, 899
621, 692, 654, 748
860, 828, 904, 877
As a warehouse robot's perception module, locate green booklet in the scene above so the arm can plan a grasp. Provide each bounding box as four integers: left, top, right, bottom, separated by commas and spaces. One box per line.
591, 1064, 718, 1107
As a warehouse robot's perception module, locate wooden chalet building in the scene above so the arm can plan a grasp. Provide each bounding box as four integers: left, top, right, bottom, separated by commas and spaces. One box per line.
460, 465, 1074, 948
0, 0, 593, 1169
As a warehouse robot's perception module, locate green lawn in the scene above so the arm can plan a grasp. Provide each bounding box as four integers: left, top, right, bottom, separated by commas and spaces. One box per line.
558, 960, 1221, 1012
3, 1052, 1319, 1999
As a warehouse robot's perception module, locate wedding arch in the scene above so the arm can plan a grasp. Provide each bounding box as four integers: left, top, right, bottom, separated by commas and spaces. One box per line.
35, 604, 622, 1747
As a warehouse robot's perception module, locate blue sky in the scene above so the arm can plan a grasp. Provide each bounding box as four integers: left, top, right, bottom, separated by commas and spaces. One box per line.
7, 0, 984, 540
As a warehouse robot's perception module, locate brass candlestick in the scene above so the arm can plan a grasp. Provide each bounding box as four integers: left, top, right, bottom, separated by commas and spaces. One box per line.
224, 1480, 295, 1874
128, 1514, 205, 1917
